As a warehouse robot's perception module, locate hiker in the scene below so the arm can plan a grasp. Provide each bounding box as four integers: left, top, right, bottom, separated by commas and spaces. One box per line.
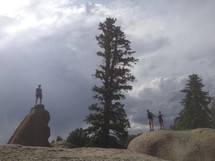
35, 84, 42, 105
157, 111, 164, 130
147, 109, 154, 131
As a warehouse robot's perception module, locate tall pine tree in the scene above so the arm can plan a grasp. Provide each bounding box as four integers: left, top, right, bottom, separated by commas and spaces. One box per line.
172, 74, 212, 130
85, 18, 138, 148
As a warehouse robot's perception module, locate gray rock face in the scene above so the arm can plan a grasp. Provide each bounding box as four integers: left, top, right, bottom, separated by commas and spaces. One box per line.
7, 104, 50, 147
128, 128, 215, 161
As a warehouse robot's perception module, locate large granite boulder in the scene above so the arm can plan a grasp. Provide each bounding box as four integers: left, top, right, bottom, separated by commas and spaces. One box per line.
128, 128, 215, 161
8, 104, 50, 147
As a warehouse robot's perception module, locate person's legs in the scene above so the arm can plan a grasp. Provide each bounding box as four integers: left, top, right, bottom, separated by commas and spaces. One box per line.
148, 119, 151, 130
39, 96, 42, 104
151, 119, 154, 130
159, 121, 164, 129
35, 97, 38, 105
161, 121, 164, 129
149, 119, 154, 130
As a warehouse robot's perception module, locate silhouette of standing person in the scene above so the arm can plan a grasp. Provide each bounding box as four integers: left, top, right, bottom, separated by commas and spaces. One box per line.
157, 111, 164, 130
35, 84, 42, 105
147, 109, 154, 131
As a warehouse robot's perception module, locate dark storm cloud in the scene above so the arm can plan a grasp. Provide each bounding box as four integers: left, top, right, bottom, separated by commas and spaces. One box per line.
125, 77, 185, 129
0, 47, 95, 142
1, 0, 215, 143
131, 78, 184, 120
125, 73, 214, 133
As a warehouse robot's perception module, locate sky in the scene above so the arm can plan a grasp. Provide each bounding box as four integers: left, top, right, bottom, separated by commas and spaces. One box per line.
0, 0, 215, 143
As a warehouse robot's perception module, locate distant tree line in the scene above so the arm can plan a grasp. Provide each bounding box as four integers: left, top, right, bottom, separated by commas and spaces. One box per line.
66, 128, 140, 148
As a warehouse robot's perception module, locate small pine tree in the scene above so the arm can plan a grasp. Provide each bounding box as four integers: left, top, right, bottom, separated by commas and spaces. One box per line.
66, 128, 89, 147
85, 17, 138, 148
56, 135, 63, 142
172, 74, 212, 130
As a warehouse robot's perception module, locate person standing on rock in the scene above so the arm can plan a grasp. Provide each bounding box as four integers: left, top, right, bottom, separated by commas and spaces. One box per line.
147, 109, 154, 131
35, 84, 43, 105
157, 111, 164, 130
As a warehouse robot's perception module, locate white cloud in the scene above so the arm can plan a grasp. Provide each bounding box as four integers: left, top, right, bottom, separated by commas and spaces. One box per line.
0, 0, 30, 16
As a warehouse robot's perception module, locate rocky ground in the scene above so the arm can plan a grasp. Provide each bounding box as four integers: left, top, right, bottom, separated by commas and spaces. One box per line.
4, 128, 215, 161
0, 144, 167, 161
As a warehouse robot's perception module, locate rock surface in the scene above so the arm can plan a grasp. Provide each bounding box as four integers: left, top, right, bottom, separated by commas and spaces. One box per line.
7, 104, 50, 147
0, 144, 167, 161
128, 128, 215, 161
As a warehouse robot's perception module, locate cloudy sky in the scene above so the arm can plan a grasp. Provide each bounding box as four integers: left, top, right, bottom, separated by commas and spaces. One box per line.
0, 0, 215, 143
